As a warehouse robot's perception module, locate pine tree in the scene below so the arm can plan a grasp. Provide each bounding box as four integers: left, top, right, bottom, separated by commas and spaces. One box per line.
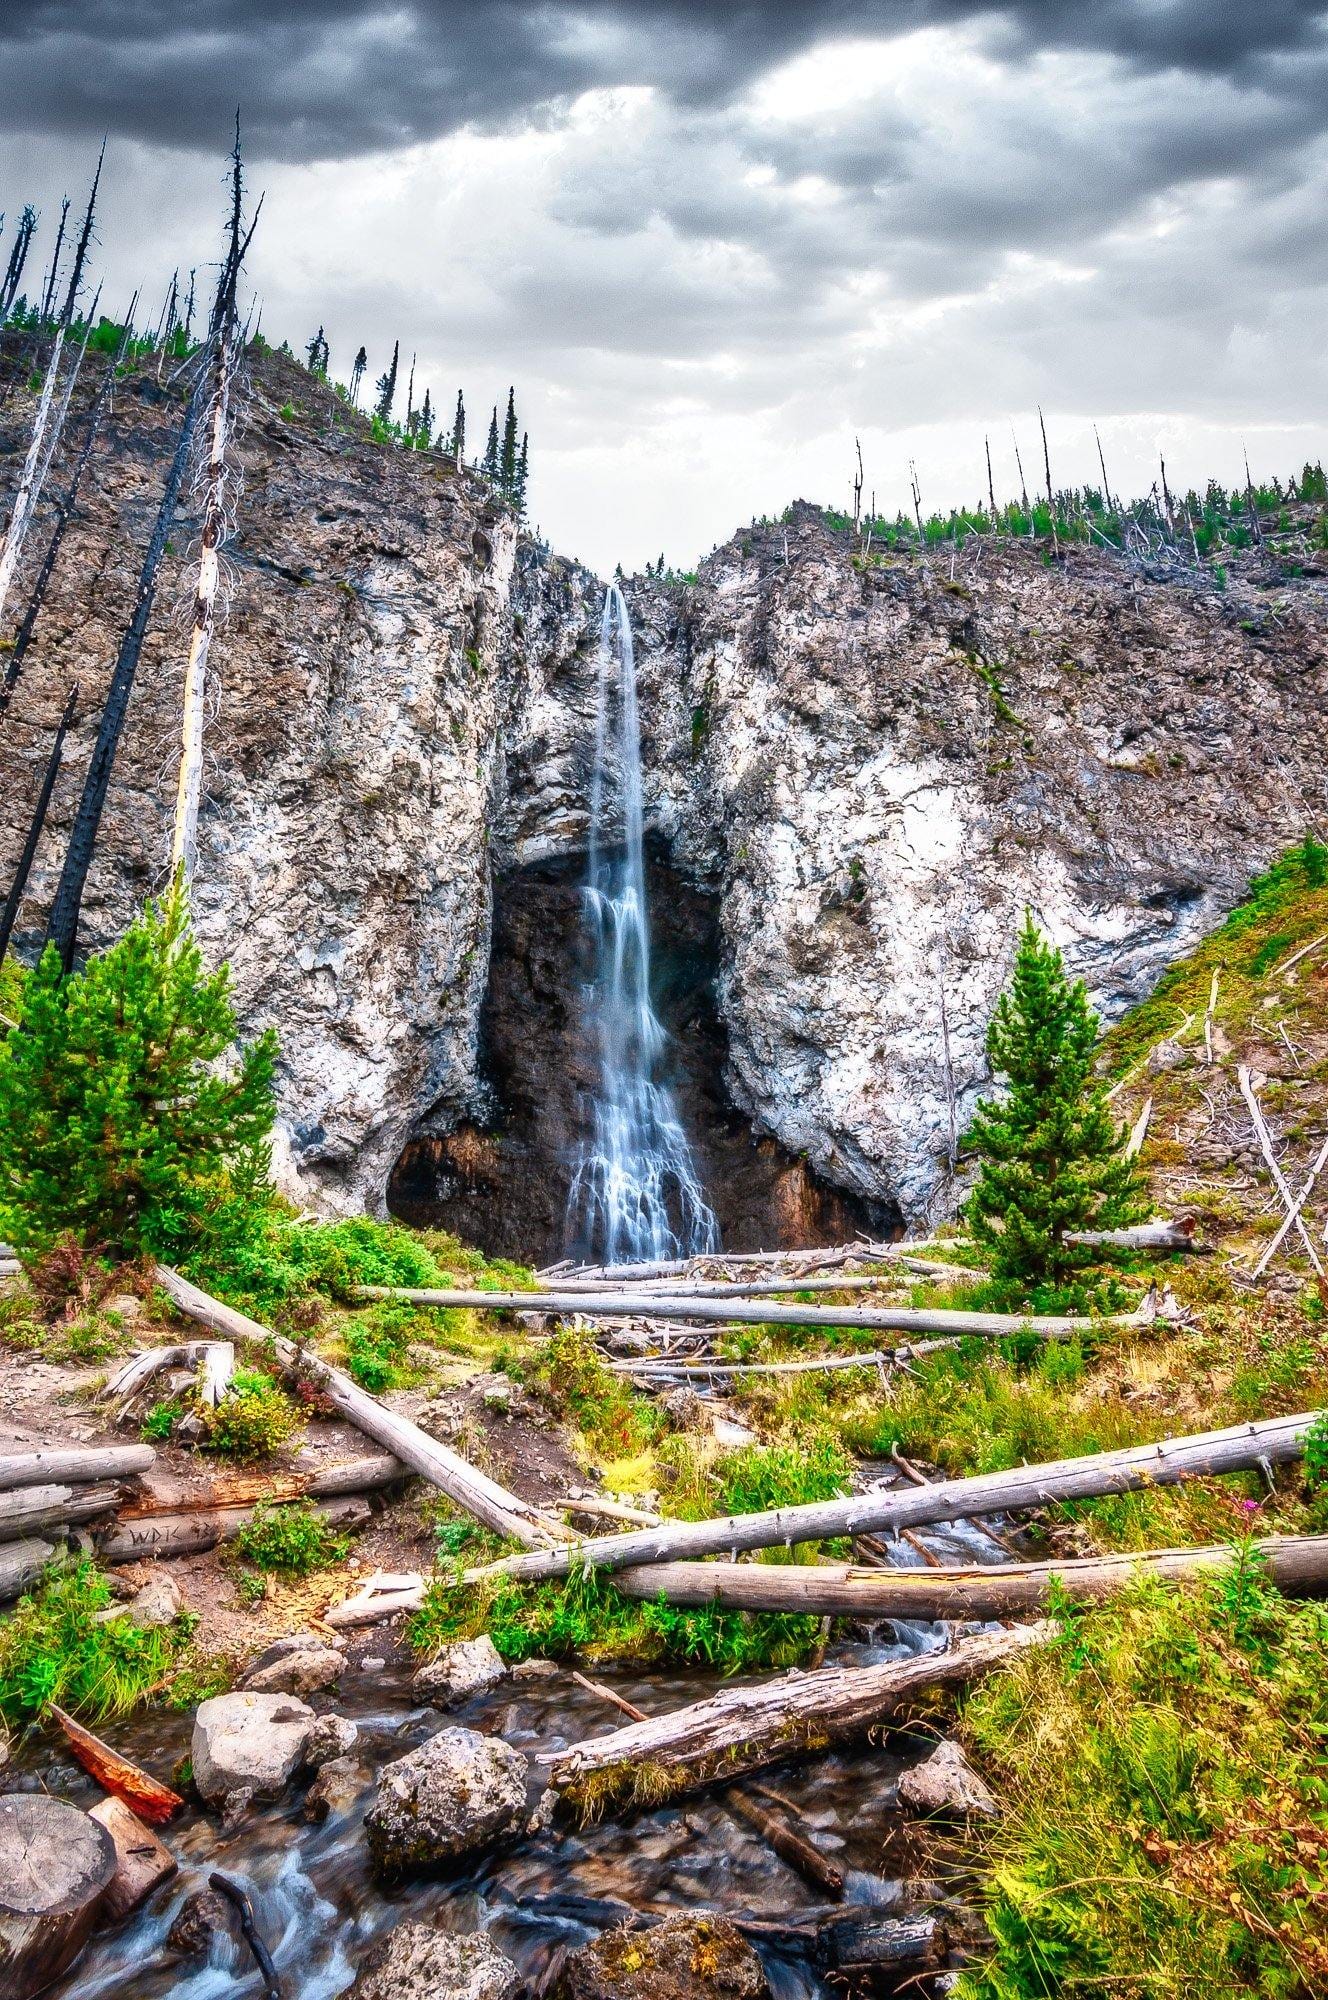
0, 889, 277, 1260
418, 388, 433, 447
482, 405, 500, 478
305, 324, 329, 376
515, 430, 529, 513
374, 340, 399, 422
965, 914, 1144, 1291
349, 345, 367, 406
405, 351, 416, 430
499, 385, 518, 496
451, 390, 465, 462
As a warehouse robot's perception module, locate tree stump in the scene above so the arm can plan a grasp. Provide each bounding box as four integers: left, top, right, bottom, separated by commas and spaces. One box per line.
0, 1794, 117, 1999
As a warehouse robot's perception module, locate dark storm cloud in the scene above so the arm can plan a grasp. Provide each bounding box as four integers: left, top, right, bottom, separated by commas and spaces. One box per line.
2, 1, 1325, 162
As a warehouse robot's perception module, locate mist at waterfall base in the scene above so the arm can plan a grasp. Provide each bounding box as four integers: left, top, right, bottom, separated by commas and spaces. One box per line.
565, 585, 719, 1267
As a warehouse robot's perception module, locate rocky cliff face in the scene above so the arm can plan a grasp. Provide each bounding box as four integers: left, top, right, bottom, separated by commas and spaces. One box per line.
3, 342, 1325, 1235
626, 508, 1328, 1221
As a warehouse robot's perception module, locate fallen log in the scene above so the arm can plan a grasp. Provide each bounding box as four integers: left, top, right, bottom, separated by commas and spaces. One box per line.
609, 1534, 1328, 1618
153, 1267, 568, 1547
564, 1243, 899, 1282
324, 1569, 425, 1629
540, 1624, 1048, 1814
87, 1797, 177, 1920
0, 1794, 117, 2000
0, 1538, 55, 1604
1066, 1218, 1202, 1252
468, 1408, 1319, 1584
97, 1493, 372, 1565
47, 1707, 184, 1825
551, 1274, 915, 1300
357, 1282, 1175, 1341
0, 1483, 121, 1546
561, 1492, 663, 1529
0, 1447, 155, 1492
610, 1350, 891, 1381
570, 1671, 845, 1897
101, 1343, 233, 1407
119, 1454, 404, 1518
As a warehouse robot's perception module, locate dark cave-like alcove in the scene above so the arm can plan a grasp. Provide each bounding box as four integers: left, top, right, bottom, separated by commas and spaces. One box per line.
387, 845, 896, 1265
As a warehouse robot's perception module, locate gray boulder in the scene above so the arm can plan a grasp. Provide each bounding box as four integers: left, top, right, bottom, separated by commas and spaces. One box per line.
304, 1712, 359, 1765
304, 1756, 366, 1825
365, 1726, 528, 1875
562, 1915, 768, 2000
353, 1925, 520, 2000
897, 1739, 998, 1819
191, 1692, 316, 1808
238, 1632, 346, 1697
411, 1636, 507, 1708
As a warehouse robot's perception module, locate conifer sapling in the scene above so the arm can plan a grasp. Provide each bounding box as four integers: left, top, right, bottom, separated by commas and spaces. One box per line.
965, 913, 1144, 1290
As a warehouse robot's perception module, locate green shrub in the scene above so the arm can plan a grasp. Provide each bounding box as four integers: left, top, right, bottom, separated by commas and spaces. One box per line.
234, 1500, 351, 1574
141, 1398, 184, 1441
341, 1300, 417, 1390
0, 1560, 193, 1724
532, 1326, 659, 1456
201, 1367, 299, 1461
0, 892, 276, 1261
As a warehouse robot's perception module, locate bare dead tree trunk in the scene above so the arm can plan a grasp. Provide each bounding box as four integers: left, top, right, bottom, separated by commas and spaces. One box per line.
39, 197, 70, 324
44, 367, 206, 970
985, 434, 997, 520
0, 682, 78, 962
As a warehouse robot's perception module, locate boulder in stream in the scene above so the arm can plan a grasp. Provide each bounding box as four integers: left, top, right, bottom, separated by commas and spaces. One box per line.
897, 1739, 998, 1819
365, 1726, 528, 1875
191, 1691, 316, 1809
411, 1636, 507, 1708
304, 1756, 366, 1824
352, 1923, 521, 2000
238, 1632, 347, 1697
561, 1915, 769, 2000
166, 1886, 230, 1956
304, 1712, 359, 1765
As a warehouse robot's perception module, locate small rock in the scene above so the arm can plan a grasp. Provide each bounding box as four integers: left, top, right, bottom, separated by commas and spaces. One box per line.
304, 1755, 365, 1824
562, 1914, 769, 2000
661, 1387, 707, 1432
480, 1375, 513, 1413
510, 1658, 559, 1680
304, 1712, 359, 1766
359, 1655, 387, 1674
244, 1630, 341, 1667
365, 1726, 528, 1875
239, 1643, 346, 1698
105, 1294, 142, 1322
411, 1636, 507, 1708
167, 1886, 231, 1956
220, 1785, 256, 1829
95, 1571, 183, 1630
191, 1691, 316, 1807
352, 1924, 520, 2000
897, 1740, 998, 1819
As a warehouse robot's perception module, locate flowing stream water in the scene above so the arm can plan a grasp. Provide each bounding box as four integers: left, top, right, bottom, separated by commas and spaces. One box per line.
567, 585, 719, 1265
32, 1510, 1008, 2000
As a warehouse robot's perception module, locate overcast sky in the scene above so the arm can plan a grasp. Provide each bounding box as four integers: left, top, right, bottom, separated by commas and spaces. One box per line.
3, 2, 1327, 573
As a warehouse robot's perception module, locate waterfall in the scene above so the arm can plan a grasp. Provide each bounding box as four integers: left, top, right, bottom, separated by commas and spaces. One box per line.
567, 584, 719, 1265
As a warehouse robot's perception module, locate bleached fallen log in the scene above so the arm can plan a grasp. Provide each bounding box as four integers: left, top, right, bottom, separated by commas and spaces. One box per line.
1123, 1097, 1152, 1160
119, 1454, 404, 1518
97, 1493, 372, 1564
1065, 1218, 1201, 1251
497, 1894, 941, 1975
101, 1342, 234, 1407
87, 1798, 177, 1921
549, 1273, 914, 1300
560, 1242, 900, 1283
610, 1350, 891, 1381
540, 1625, 1048, 1811
324, 1570, 426, 1630
357, 1282, 1175, 1341
0, 1483, 121, 1545
469, 1408, 1319, 1584
0, 1537, 55, 1603
0, 1446, 155, 1492
561, 1492, 663, 1528
1253, 1131, 1328, 1279
153, 1267, 567, 1547
1277, 931, 1328, 981
1238, 1066, 1326, 1277
611, 1534, 1328, 1619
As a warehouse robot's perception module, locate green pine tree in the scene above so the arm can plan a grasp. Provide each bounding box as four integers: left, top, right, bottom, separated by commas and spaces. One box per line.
499, 386, 519, 496
374, 340, 399, 423
965, 913, 1144, 1291
0, 891, 276, 1260
482, 405, 500, 479
451, 390, 466, 463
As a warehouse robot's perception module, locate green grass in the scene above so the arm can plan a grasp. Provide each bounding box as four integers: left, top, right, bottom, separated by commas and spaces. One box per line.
0, 1560, 195, 1725
958, 1567, 1328, 1998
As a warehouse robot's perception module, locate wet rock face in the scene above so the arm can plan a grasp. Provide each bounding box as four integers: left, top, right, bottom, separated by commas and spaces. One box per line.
364, 1725, 529, 1875
390, 847, 894, 1261
561, 1915, 769, 2000
626, 508, 1328, 1222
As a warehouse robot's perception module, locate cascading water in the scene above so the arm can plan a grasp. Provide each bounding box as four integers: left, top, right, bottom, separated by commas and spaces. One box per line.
567, 584, 719, 1265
